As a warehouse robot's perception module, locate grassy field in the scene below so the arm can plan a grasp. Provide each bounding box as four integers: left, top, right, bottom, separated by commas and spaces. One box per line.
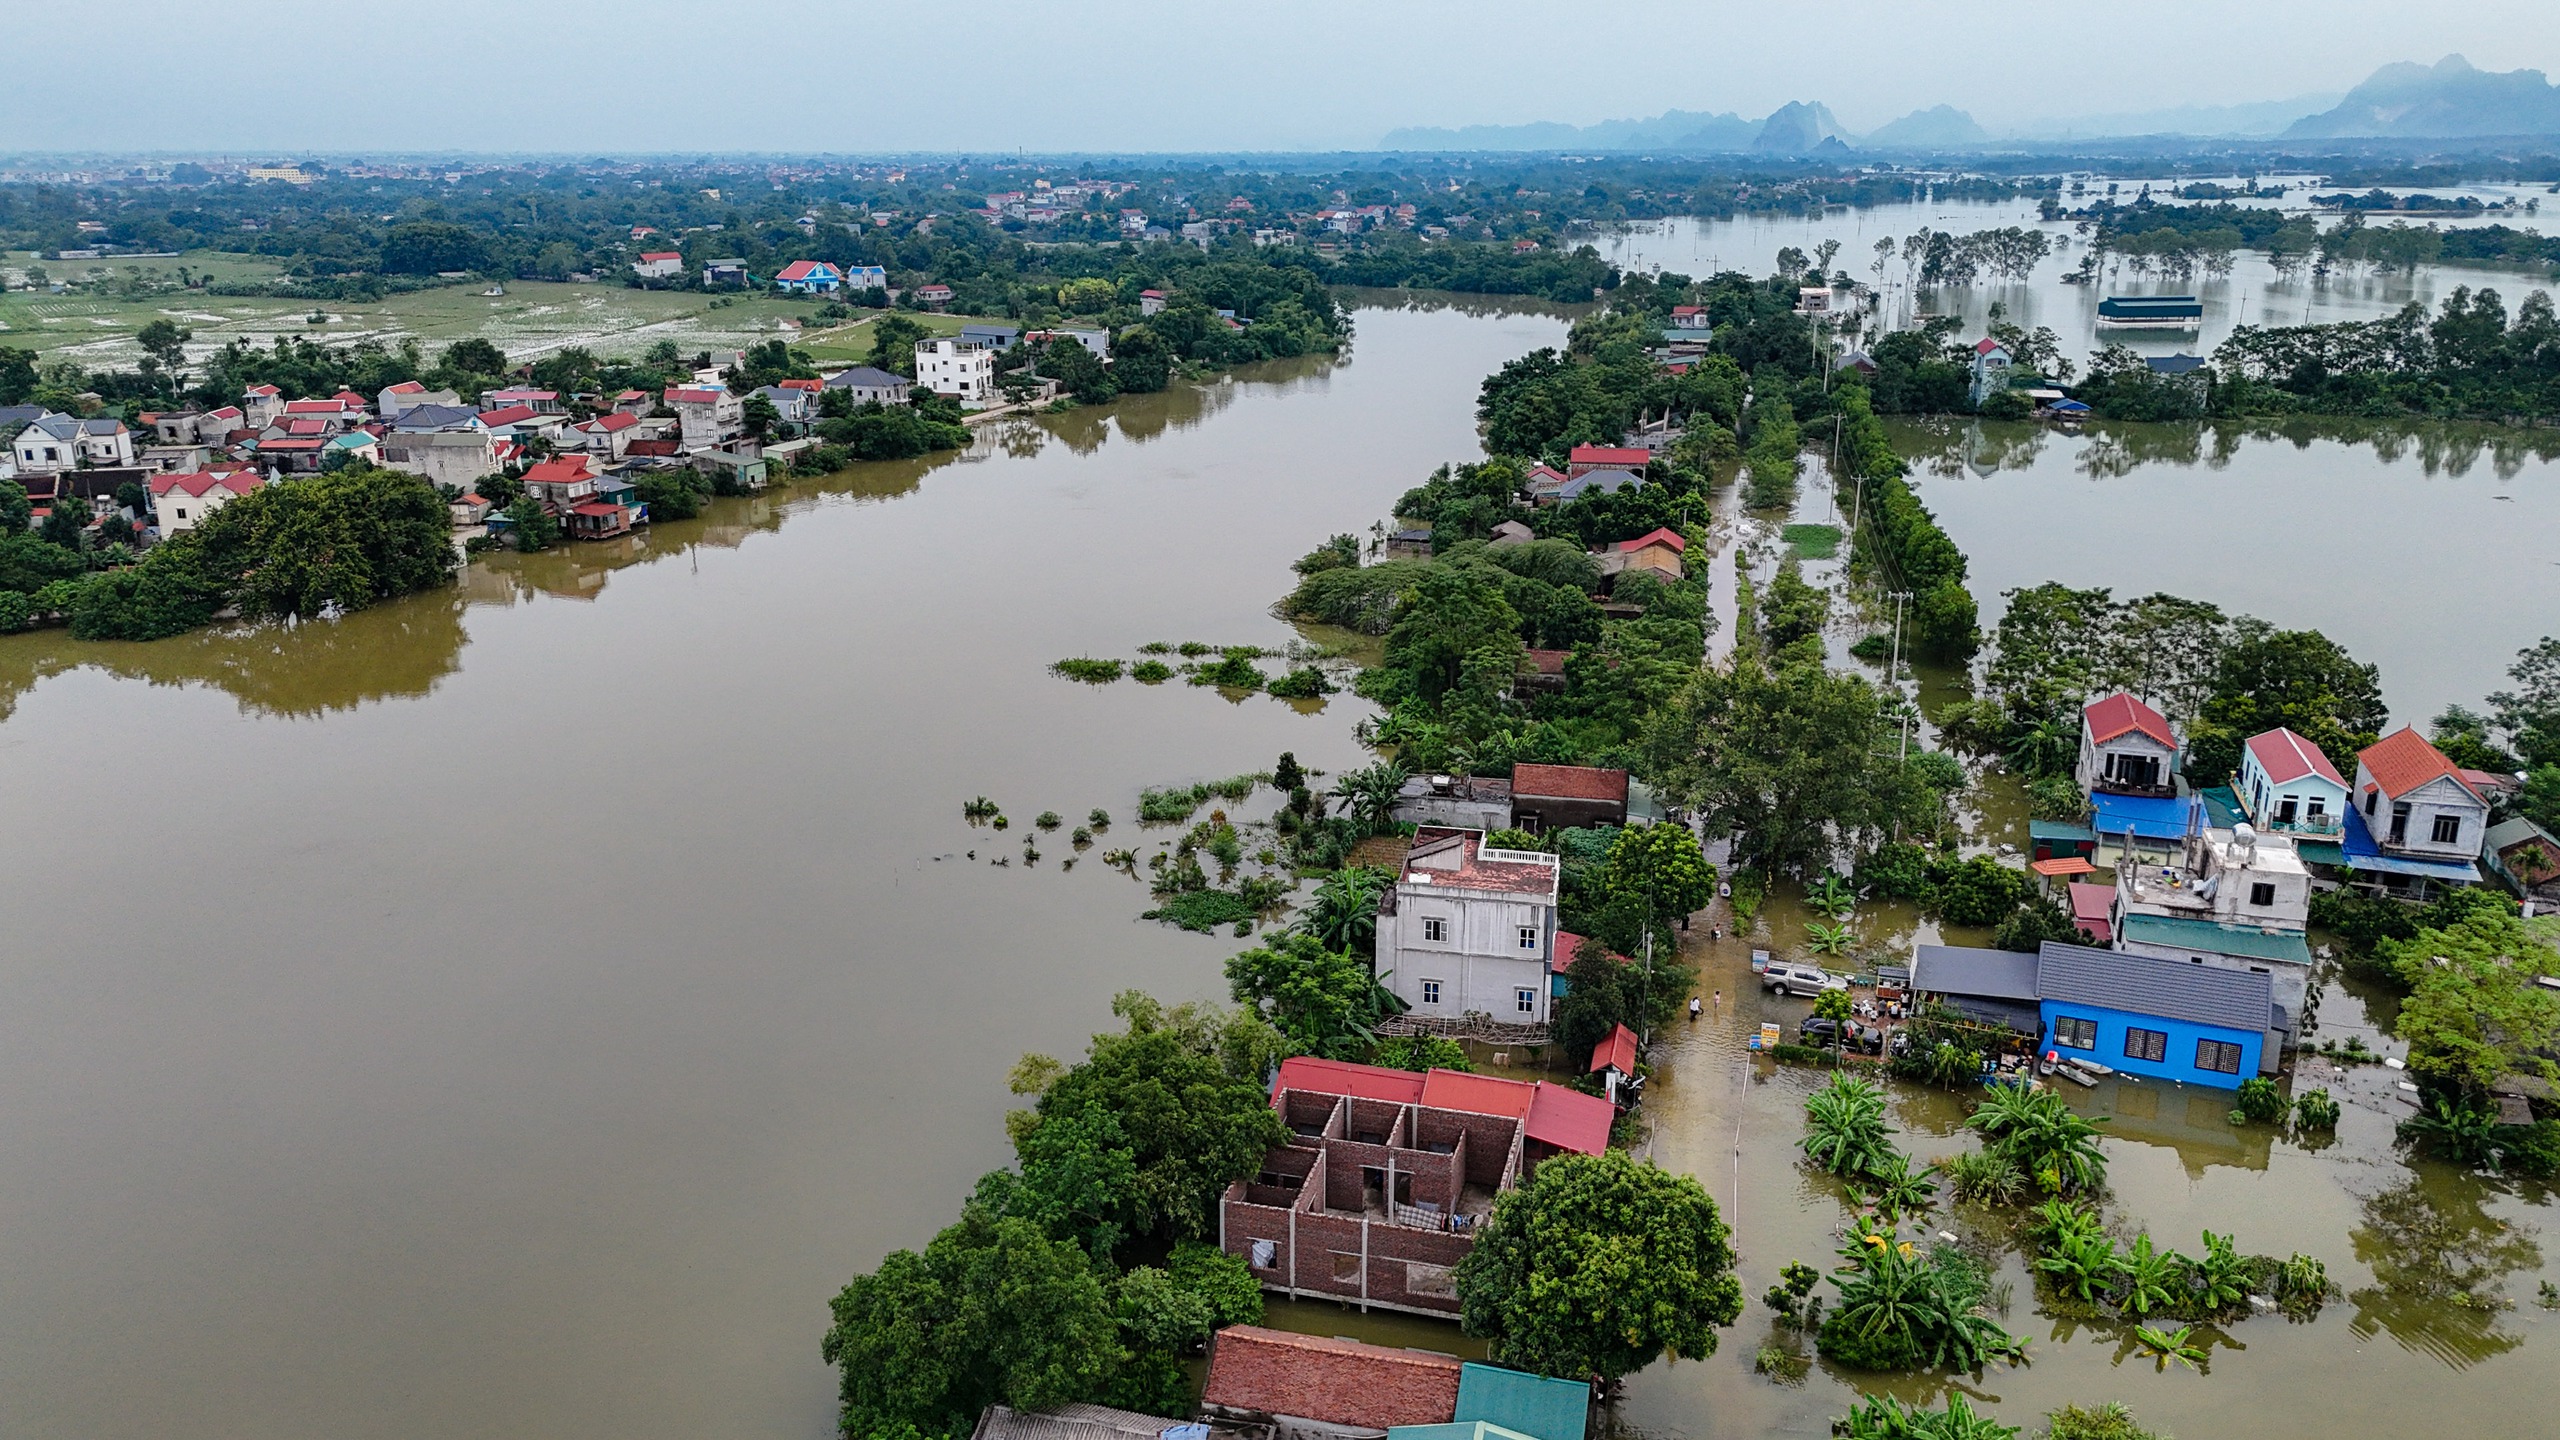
0, 249, 1005, 372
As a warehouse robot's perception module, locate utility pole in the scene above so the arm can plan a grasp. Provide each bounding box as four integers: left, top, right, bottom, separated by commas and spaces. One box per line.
1889, 590, 1914, 765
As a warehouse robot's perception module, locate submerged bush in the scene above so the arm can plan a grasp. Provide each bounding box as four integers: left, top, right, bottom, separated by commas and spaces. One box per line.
1264, 666, 1335, 699
1052, 657, 1125, 683
1131, 660, 1174, 683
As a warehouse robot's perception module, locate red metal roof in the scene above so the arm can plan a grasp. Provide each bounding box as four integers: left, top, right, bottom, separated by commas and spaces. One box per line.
523, 456, 595, 484
2359, 726, 2478, 802
258, 437, 322, 451
1549, 930, 1628, 975
1589, 1023, 1638, 1076
1418, 1069, 1535, 1119
1615, 526, 1686, 554
583, 412, 640, 432
1975, 337, 2006, 355
2245, 727, 2347, 787
1272, 1055, 1424, 1106
1511, 763, 1629, 804
1525, 647, 1570, 676
1203, 1327, 1461, 1431
639, 250, 681, 262
665, 387, 725, 404
775, 259, 834, 280
477, 405, 538, 426
283, 398, 346, 413
777, 377, 824, 391
150, 470, 258, 498
2083, 692, 2175, 748
1567, 444, 1649, 467
385, 380, 425, 394
2067, 882, 2114, 921
243, 384, 279, 397
1524, 1082, 1613, 1155
568, 502, 624, 518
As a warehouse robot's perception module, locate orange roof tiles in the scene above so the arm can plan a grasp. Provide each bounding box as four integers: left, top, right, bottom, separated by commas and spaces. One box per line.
2083, 692, 2175, 747
2359, 726, 2477, 802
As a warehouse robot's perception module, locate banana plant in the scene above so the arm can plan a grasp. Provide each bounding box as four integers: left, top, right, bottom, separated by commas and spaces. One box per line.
1806, 920, 1855, 956
2132, 1324, 2209, 1371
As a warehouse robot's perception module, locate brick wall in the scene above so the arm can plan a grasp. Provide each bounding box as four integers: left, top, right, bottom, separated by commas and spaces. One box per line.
1203, 1326, 1462, 1431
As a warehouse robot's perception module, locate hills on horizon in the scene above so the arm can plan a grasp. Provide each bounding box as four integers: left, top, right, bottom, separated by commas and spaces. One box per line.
1379, 54, 2560, 152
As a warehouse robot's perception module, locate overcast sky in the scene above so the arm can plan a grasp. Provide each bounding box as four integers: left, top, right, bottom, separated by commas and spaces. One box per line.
7, 0, 2557, 154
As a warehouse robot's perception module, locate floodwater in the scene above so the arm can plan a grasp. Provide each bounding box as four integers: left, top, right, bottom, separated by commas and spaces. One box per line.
0, 299, 1566, 1440
1882, 415, 2560, 724
3, 288, 2555, 1440
1593, 199, 2559, 367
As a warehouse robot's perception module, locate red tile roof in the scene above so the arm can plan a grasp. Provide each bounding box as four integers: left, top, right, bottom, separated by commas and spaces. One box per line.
1975, 337, 2008, 355
522, 456, 596, 484
243, 384, 279, 397
568, 502, 624, 518
2244, 727, 2345, 787
284, 418, 328, 436
1525, 647, 1570, 676
1511, 763, 1629, 804
2359, 726, 2478, 802
638, 250, 682, 262
1549, 929, 1628, 975
774, 259, 835, 280
582, 412, 640, 432
150, 470, 259, 498
1589, 1023, 1638, 1076
1272, 1055, 1425, 1106
477, 405, 538, 426
283, 398, 345, 413
2067, 882, 2114, 923
778, 377, 824, 391
1567, 444, 1649, 468
1670, 305, 1704, 317
1202, 1327, 1461, 1431
665, 387, 726, 404
1524, 1081, 1614, 1155
385, 380, 425, 395
1615, 526, 1686, 554
258, 437, 322, 451
2082, 692, 2174, 748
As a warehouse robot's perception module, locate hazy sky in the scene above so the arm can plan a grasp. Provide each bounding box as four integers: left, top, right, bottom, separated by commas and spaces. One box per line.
9, 0, 2558, 154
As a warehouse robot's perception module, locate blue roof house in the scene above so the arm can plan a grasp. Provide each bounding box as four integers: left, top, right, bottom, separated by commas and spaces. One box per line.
2036, 942, 2273, 1089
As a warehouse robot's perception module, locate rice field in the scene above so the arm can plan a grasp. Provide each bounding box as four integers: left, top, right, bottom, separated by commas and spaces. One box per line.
0, 249, 1000, 372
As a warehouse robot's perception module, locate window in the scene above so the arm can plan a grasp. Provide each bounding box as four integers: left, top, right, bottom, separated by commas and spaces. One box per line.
2431, 814, 2463, 845
2363, 789, 2377, 816
1420, 979, 1441, 1006
2052, 1016, 2097, 1050
2123, 1027, 2168, 1063
2249, 882, 2275, 907
2307, 797, 2327, 819
1515, 987, 1536, 1015
2195, 1039, 2244, 1075
1331, 1252, 1361, 1284
1422, 917, 1446, 943
1518, 925, 1538, 950
1405, 1261, 1457, 1298
2389, 801, 2411, 845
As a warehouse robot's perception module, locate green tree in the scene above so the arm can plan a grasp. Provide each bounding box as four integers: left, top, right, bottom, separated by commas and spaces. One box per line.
821, 1207, 1120, 1440
1372, 565, 1521, 708
2187, 627, 2386, 785
1455, 1149, 1744, 1382
2381, 904, 2559, 1097
135, 318, 193, 376
1224, 930, 1403, 1061
1596, 823, 1717, 937
1294, 866, 1389, 953
1058, 277, 1118, 313
1110, 325, 1174, 394
1801, 1074, 1897, 1177
869, 315, 931, 377
38, 494, 92, 551
741, 391, 781, 440
505, 496, 560, 552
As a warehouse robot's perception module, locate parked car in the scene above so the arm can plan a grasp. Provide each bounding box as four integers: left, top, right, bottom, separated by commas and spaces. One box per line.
1763, 963, 1849, 998
1800, 1016, 1885, 1054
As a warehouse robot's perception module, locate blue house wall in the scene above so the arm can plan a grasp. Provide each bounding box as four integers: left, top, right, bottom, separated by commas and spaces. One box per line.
2037, 999, 2260, 1090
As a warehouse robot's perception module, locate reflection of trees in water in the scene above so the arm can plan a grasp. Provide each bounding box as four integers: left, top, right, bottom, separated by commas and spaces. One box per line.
1893, 414, 2560, 484
1337, 287, 1587, 323
1957, 421, 2050, 477
2346, 1173, 2540, 1368
0, 589, 468, 722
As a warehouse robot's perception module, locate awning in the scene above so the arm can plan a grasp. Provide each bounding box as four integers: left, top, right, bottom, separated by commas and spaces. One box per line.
2341, 806, 2480, 883
2031, 857, 2096, 878
2090, 791, 2198, 842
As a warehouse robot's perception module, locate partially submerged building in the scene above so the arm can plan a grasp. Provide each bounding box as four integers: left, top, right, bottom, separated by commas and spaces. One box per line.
1218, 1057, 1611, 1317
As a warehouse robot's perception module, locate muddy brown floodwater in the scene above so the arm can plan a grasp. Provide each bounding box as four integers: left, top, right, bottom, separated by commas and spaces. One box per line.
2, 292, 2554, 1440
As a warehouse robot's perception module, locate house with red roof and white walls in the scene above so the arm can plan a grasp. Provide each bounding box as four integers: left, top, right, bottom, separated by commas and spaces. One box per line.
2074, 692, 2178, 799
2344, 728, 2489, 897
239, 384, 284, 429
632, 250, 684, 281
148, 469, 262, 535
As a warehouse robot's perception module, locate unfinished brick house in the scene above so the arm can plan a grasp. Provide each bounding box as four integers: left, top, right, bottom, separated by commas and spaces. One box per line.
1218, 1056, 1612, 1318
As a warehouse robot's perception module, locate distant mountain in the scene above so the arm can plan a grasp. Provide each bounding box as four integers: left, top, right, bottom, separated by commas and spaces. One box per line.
1752, 101, 1849, 153
2286, 54, 2560, 137
1379, 108, 1756, 152
2008, 96, 2338, 139
1862, 105, 1988, 148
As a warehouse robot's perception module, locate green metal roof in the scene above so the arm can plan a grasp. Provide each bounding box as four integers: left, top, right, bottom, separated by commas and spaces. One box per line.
2030, 820, 2098, 843
1455, 1364, 1590, 1440
1392, 1424, 1541, 1440
2118, 912, 2313, 966
2294, 839, 2346, 867
2199, 786, 2244, 828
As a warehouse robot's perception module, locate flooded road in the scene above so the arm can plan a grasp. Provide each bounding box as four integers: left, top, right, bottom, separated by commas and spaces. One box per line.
0, 300, 1567, 1440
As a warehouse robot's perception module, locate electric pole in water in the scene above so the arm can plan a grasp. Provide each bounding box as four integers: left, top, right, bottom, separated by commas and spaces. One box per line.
1888, 590, 1914, 762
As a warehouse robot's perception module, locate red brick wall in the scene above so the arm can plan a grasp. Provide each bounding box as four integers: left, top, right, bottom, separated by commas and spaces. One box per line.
1203, 1326, 1462, 1430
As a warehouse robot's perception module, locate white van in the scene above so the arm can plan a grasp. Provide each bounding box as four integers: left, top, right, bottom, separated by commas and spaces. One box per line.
1763, 963, 1849, 999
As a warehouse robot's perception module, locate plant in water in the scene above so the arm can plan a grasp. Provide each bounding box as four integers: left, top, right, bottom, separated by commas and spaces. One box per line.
962, 796, 999, 820
2232, 1076, 2285, 1124
1942, 1150, 2026, 1207
1021, 843, 1040, 864
2044, 1402, 2164, 1440
1070, 827, 1093, 847
2292, 1088, 2342, 1130
1035, 811, 1062, 830
1854, 1153, 1941, 1224
991, 814, 1010, 830
2130, 1324, 2208, 1372
1801, 1074, 1897, 1178
1754, 1340, 1812, 1385
2274, 1253, 2331, 1313
1051, 657, 1124, 682
2189, 1231, 2252, 1315
1806, 920, 1855, 956
1968, 1086, 2108, 1194
1131, 660, 1175, 683
2034, 1228, 2123, 1305
1820, 1223, 2024, 1373
2113, 1234, 2188, 1319
2398, 1096, 2506, 1171
1087, 808, 1111, 829
1806, 872, 1856, 918
1835, 1394, 2020, 1440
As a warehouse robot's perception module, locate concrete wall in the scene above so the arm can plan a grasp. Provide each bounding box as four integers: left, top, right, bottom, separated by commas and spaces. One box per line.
2040, 999, 2262, 1090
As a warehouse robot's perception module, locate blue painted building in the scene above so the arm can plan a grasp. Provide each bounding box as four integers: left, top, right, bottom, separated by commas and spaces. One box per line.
2036, 942, 2273, 1089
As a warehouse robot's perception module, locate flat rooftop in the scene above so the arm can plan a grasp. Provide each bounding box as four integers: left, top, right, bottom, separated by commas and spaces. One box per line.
1403, 828, 1559, 899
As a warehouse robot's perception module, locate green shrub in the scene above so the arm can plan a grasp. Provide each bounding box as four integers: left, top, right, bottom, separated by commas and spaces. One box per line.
2233, 1077, 2285, 1124
1264, 666, 1334, 699
1052, 657, 1125, 683
1131, 660, 1174, 683
2292, 1088, 2342, 1130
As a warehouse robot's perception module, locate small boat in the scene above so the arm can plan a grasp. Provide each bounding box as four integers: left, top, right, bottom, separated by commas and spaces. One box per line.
2065, 1057, 2115, 1080
2058, 1064, 2099, 1088
2037, 1051, 2058, 1078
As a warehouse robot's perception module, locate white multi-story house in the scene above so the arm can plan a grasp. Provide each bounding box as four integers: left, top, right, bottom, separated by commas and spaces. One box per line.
2235, 727, 2349, 837
665, 385, 744, 449
1969, 338, 2013, 404
2076, 692, 2179, 797
148, 470, 261, 535
2353, 728, 2489, 879
632, 250, 684, 280
1375, 829, 1560, 1027
12, 414, 135, 473
2112, 822, 2314, 1042
914, 338, 995, 405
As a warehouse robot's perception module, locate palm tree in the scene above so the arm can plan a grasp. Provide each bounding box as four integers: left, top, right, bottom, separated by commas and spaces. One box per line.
2191, 1231, 2251, 1314
1329, 761, 1410, 837
1802, 1075, 1897, 1178
1968, 1087, 2108, 1194
2003, 714, 2078, 779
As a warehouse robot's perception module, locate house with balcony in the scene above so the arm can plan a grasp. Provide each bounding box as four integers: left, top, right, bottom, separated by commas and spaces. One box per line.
915, 337, 995, 405
1215, 1056, 1611, 1317
2235, 727, 2348, 838
2078, 692, 2178, 797
2345, 727, 2487, 896
665, 386, 744, 448
2111, 821, 2314, 1045
1375, 829, 1561, 1029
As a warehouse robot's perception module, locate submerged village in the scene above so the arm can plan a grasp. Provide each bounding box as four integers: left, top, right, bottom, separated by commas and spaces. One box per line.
6, 144, 2560, 1440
